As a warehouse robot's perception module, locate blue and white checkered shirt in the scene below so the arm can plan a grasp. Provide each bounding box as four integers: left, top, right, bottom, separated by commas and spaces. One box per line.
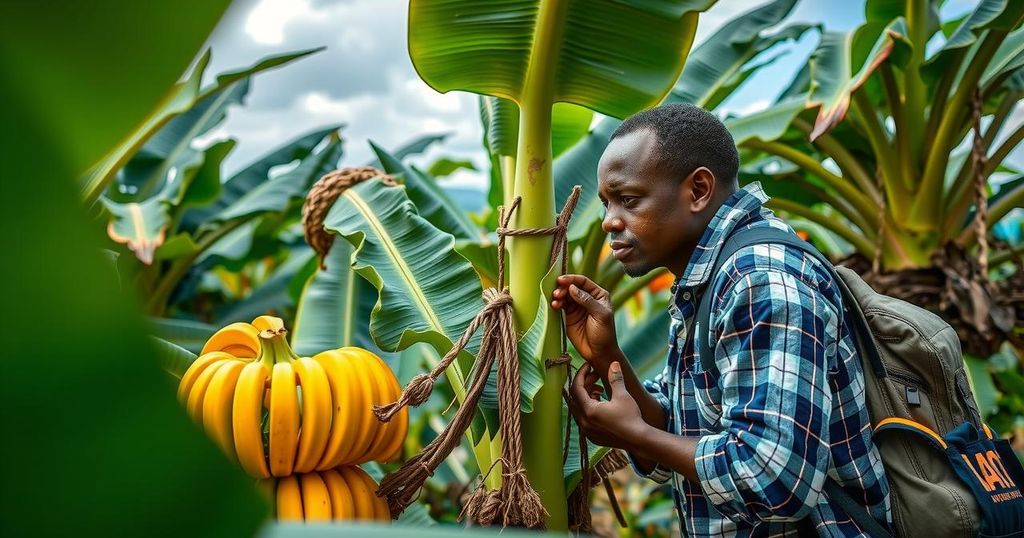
628, 183, 891, 537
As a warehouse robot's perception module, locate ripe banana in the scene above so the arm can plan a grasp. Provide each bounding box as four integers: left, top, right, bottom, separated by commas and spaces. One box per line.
292, 357, 332, 473
269, 361, 299, 476
314, 351, 365, 469
351, 351, 395, 462
185, 358, 230, 425
276, 475, 304, 521
349, 354, 383, 465
201, 360, 246, 456
177, 351, 233, 404
201, 322, 260, 357
337, 466, 376, 520
361, 350, 408, 463
299, 472, 332, 521
321, 468, 355, 520
233, 361, 271, 478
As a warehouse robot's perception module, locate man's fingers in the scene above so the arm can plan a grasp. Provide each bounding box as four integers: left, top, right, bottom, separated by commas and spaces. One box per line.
570, 364, 596, 409
556, 274, 608, 301
606, 361, 626, 398
568, 284, 604, 316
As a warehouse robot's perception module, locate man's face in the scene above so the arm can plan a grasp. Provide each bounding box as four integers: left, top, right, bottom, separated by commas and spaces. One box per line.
597, 128, 696, 277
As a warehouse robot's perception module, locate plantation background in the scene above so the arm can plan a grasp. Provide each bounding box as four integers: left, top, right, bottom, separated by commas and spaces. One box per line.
3, 0, 1021, 537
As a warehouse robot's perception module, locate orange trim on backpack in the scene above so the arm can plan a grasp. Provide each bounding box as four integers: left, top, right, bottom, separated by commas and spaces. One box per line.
982, 423, 994, 440
875, 417, 949, 449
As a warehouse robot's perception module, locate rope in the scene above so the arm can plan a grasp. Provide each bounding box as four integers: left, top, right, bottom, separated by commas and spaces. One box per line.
375, 186, 583, 529
301, 166, 396, 269
971, 87, 990, 279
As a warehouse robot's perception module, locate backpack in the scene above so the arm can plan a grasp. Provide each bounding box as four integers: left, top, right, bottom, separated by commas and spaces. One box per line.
695, 226, 1024, 538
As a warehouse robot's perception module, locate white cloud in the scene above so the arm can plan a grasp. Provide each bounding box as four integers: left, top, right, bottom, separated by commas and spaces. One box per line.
244, 0, 325, 45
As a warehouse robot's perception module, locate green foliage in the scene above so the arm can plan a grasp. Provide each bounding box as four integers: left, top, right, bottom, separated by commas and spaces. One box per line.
1, 2, 268, 536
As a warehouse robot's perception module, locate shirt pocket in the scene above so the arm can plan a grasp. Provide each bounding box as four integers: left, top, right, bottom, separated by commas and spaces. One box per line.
689, 368, 723, 429
682, 368, 722, 433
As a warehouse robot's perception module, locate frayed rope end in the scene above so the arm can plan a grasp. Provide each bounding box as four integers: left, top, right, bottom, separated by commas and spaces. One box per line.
374, 372, 436, 422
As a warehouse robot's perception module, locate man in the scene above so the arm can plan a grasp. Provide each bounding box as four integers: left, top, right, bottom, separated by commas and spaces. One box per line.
550, 103, 891, 536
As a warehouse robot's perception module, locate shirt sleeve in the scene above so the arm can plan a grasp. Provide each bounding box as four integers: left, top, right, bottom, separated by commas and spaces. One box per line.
627, 367, 674, 483
693, 269, 836, 524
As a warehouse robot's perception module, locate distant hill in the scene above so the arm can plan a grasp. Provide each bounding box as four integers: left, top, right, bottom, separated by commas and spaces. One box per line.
442, 185, 488, 214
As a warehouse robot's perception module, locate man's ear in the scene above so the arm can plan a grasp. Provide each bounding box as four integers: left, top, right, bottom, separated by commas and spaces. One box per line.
686, 167, 716, 213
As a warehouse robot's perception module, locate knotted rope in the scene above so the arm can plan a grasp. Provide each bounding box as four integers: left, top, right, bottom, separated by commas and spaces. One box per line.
302, 166, 396, 269
374, 187, 582, 529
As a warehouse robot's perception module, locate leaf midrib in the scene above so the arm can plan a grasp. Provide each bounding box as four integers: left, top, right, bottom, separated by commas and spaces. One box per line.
342, 188, 446, 337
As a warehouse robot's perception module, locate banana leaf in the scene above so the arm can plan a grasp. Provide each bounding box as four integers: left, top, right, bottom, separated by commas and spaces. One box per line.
321, 178, 498, 443
2, 2, 268, 535
104, 139, 235, 264
150, 317, 218, 354
921, 0, 1024, 84
82, 48, 321, 203
410, 0, 714, 119
806, 20, 911, 140
182, 125, 341, 231
205, 133, 344, 227
370, 142, 481, 240
291, 239, 378, 357
154, 336, 199, 379
665, 0, 809, 106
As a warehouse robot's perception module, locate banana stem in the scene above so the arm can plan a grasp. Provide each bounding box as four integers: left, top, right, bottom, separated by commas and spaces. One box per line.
257, 328, 299, 369
510, 0, 569, 529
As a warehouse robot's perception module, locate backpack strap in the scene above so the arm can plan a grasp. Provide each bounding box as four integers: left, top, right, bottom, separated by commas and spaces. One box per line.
693, 226, 886, 379
691, 226, 894, 537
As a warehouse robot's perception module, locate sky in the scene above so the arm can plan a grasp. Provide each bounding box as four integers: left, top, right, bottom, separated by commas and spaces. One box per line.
198, 0, 1018, 192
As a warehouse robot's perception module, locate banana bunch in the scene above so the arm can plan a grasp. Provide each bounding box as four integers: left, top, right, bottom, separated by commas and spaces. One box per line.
268, 466, 390, 522
177, 316, 408, 476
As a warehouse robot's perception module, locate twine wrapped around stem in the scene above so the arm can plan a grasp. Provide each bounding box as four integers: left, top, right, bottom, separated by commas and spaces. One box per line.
373, 187, 584, 528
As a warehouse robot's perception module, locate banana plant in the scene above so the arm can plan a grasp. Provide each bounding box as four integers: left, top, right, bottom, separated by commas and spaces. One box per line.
722, 0, 1023, 357
96, 48, 357, 317
298, 0, 814, 526
553, 0, 816, 293
395, 0, 723, 528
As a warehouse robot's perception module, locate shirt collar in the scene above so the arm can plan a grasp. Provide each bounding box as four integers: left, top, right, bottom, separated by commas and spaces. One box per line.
673, 181, 771, 292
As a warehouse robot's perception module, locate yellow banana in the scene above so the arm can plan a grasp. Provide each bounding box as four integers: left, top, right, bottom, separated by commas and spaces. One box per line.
269, 361, 299, 476
379, 356, 408, 461
220, 344, 257, 357
201, 322, 259, 357
314, 351, 364, 469
338, 467, 375, 520
276, 475, 304, 521
232, 361, 271, 478
185, 359, 230, 425
321, 468, 355, 520
346, 352, 380, 465
359, 350, 408, 463
251, 315, 284, 332
299, 473, 332, 521
201, 360, 246, 457
359, 469, 391, 522
292, 357, 332, 473
177, 351, 232, 404
351, 352, 394, 462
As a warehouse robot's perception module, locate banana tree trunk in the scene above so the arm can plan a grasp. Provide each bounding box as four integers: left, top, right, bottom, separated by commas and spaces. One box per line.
508, 2, 569, 528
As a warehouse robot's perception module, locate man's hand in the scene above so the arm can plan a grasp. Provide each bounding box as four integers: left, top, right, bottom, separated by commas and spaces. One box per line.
551, 274, 619, 370
568, 362, 645, 451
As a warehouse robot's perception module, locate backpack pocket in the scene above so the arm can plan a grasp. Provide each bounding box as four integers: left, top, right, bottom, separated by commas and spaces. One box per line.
875, 419, 1024, 537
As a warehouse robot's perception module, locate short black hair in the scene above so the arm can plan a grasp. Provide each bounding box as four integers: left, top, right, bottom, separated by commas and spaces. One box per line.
610, 103, 739, 187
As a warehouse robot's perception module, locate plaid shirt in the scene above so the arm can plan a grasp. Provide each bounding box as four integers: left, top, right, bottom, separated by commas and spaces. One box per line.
628, 183, 891, 537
